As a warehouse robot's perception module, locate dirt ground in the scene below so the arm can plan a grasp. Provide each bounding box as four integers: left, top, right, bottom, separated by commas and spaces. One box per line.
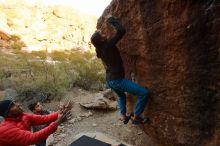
45, 88, 156, 146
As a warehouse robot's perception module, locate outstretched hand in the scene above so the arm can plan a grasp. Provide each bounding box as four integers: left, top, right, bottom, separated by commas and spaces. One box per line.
55, 110, 71, 125
64, 100, 73, 111
57, 100, 73, 125
59, 100, 73, 113
107, 15, 117, 24
106, 14, 113, 19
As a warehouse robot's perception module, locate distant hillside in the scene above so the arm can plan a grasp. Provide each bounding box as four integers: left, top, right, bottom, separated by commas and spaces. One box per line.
0, 0, 97, 52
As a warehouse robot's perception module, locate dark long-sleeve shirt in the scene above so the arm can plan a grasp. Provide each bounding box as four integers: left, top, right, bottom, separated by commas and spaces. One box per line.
33, 110, 50, 146
96, 17, 126, 80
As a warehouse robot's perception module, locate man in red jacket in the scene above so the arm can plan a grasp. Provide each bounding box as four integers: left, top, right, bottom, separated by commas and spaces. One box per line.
0, 100, 72, 146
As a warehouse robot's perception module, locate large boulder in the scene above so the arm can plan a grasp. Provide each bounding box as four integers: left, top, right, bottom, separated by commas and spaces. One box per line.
80, 89, 118, 110
98, 1, 220, 146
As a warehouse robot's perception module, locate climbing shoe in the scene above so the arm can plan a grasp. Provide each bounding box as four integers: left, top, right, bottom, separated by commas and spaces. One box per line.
131, 114, 149, 125
119, 113, 131, 124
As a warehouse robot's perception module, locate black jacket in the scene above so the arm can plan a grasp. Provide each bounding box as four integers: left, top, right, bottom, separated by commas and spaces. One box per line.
96, 17, 126, 80
32, 110, 50, 146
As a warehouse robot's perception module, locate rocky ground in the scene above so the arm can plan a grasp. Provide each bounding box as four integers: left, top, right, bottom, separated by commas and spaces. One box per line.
45, 88, 155, 146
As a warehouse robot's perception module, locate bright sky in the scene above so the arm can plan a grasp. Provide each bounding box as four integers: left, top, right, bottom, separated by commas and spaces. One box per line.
25, 0, 112, 16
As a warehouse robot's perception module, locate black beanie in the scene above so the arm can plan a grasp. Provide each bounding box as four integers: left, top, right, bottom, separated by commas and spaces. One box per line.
0, 100, 13, 117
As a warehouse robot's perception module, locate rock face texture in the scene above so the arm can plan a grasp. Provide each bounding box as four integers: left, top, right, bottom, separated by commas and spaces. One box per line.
98, 1, 220, 146
0, 0, 97, 52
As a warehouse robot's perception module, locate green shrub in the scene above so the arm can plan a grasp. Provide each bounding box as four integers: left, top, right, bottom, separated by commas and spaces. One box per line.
30, 51, 47, 60
10, 35, 21, 41
10, 42, 25, 50
50, 51, 68, 61
0, 50, 105, 101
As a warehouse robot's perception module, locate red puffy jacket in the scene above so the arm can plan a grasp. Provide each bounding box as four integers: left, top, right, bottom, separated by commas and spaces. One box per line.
0, 112, 59, 146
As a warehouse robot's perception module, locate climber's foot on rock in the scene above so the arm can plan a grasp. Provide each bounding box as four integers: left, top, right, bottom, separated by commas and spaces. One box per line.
131, 114, 149, 125
119, 113, 131, 124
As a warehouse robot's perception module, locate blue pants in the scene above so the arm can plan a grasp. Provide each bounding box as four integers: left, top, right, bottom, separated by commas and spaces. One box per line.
107, 78, 149, 116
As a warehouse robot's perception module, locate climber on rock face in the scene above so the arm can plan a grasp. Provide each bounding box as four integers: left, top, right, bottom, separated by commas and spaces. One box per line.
91, 15, 150, 125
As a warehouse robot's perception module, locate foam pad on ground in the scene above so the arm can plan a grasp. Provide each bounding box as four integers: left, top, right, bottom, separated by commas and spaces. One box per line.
69, 135, 111, 146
